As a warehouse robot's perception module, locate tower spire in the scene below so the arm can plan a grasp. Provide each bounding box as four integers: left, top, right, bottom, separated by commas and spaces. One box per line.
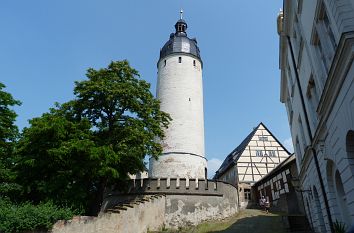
180, 9, 183, 20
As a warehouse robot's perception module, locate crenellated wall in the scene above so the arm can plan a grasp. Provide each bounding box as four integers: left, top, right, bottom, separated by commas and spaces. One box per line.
104, 178, 222, 199
52, 179, 239, 232
102, 178, 239, 228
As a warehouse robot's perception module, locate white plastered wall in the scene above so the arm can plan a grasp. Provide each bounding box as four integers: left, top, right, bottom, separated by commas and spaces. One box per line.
149, 54, 206, 179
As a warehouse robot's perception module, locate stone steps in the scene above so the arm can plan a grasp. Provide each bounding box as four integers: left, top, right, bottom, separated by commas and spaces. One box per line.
104, 194, 164, 214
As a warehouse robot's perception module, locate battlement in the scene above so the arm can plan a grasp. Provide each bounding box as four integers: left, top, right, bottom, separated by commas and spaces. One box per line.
107, 178, 234, 197
100, 178, 239, 229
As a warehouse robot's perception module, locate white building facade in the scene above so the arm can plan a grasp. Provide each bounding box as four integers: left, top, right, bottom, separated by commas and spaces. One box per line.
278, 0, 354, 232
149, 15, 207, 179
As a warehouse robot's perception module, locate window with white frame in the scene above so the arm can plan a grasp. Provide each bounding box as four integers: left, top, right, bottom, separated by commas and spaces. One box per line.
286, 95, 293, 125
287, 64, 295, 97
256, 150, 263, 157
258, 136, 268, 141
298, 116, 308, 153
295, 137, 302, 165
313, 31, 329, 74
297, 0, 303, 14
306, 74, 319, 127
293, 14, 302, 63
312, 2, 337, 75
267, 150, 276, 157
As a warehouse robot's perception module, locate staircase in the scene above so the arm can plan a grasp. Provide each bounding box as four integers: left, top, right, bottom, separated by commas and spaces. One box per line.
52, 194, 166, 233
104, 194, 163, 214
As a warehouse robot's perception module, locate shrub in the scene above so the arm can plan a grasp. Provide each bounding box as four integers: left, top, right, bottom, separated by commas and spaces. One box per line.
333, 219, 347, 233
0, 198, 76, 233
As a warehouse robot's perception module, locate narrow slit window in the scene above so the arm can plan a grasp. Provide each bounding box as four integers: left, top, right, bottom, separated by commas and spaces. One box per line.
164, 60, 166, 67
193, 60, 196, 66
179, 57, 182, 63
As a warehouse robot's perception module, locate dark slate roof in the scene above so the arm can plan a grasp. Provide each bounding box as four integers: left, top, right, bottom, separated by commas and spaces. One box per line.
213, 125, 259, 179
159, 19, 201, 63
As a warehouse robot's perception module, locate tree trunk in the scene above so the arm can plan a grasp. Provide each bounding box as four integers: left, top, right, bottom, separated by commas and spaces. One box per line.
89, 178, 107, 216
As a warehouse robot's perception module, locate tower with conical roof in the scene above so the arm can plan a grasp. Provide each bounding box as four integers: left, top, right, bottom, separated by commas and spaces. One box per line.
149, 11, 206, 179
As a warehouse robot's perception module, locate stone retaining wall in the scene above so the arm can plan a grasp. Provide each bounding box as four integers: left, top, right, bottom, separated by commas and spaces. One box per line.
103, 179, 238, 228
52, 195, 165, 233
52, 179, 239, 232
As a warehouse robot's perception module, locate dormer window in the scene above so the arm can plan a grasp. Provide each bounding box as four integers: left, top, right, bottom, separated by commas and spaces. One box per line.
178, 24, 183, 32
175, 19, 187, 33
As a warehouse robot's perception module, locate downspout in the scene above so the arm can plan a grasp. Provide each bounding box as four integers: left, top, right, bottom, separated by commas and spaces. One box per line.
285, 34, 334, 233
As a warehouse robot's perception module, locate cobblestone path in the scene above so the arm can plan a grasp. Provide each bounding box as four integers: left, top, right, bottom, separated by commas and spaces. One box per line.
209, 209, 288, 233
152, 209, 289, 233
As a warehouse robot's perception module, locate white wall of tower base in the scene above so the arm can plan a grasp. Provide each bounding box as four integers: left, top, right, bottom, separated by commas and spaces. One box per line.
151, 53, 205, 179
149, 153, 207, 179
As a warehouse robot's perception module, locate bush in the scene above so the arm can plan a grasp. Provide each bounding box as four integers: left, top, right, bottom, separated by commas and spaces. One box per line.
333, 220, 347, 233
0, 199, 76, 233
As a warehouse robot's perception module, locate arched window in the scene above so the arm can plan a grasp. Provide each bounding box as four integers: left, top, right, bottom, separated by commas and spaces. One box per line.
334, 170, 351, 225
306, 199, 314, 230
326, 160, 340, 218
326, 159, 351, 226
346, 130, 354, 176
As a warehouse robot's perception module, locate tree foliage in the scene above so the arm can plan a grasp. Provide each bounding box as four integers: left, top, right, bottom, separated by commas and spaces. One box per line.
0, 82, 21, 144
17, 109, 95, 210
0, 82, 21, 197
16, 60, 170, 215
74, 60, 169, 173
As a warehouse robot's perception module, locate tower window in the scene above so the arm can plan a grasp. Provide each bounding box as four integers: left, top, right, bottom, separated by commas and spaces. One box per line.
179, 57, 182, 63
193, 60, 196, 66
178, 25, 183, 32
164, 60, 166, 67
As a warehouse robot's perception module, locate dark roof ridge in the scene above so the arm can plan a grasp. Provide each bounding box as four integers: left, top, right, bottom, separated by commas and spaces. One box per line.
214, 123, 261, 178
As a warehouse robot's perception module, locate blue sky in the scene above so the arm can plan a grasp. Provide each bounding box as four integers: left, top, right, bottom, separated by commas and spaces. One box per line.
0, 0, 292, 177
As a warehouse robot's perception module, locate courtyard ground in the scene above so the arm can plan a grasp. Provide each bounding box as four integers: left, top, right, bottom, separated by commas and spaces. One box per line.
151, 208, 289, 233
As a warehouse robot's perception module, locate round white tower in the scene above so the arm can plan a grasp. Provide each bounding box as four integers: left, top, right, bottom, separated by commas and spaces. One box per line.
149, 13, 206, 179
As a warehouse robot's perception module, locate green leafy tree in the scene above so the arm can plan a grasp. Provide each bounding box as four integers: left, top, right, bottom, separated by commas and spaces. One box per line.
17, 60, 170, 215
17, 109, 96, 211
0, 82, 21, 197
73, 60, 170, 213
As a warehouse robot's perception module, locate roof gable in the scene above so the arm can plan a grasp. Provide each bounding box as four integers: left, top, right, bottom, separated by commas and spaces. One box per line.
214, 122, 291, 180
